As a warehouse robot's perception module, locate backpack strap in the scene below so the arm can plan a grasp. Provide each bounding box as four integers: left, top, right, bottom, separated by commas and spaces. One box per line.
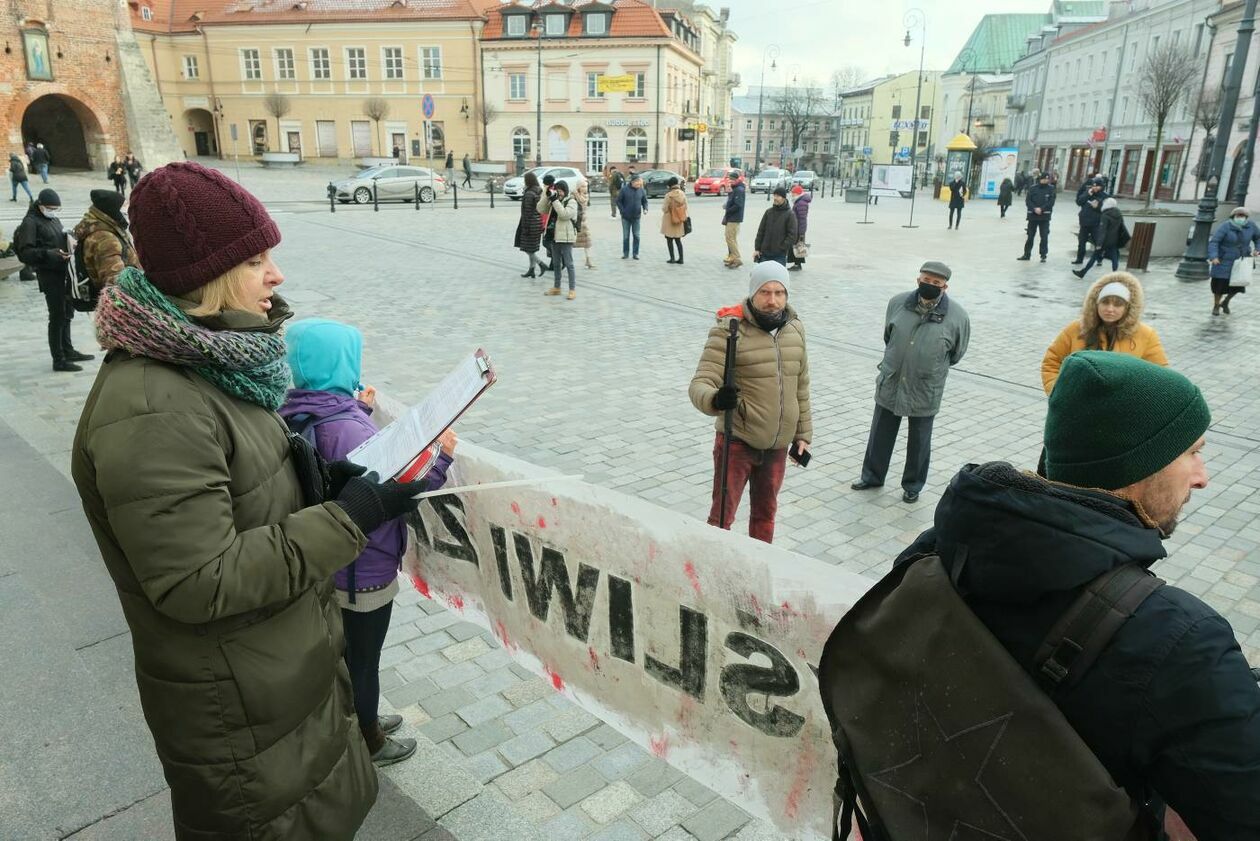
1033, 564, 1163, 691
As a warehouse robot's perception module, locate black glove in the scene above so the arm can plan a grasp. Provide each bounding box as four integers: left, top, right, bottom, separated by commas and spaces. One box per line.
713, 385, 740, 412
332, 471, 425, 535
327, 460, 367, 499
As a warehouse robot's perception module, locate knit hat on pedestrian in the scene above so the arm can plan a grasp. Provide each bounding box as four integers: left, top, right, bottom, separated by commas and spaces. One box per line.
773, 186, 788, 198
1044, 352, 1210, 491
128, 161, 280, 296
37, 188, 60, 207
90, 189, 125, 219
749, 260, 790, 297
1231, 206, 1249, 217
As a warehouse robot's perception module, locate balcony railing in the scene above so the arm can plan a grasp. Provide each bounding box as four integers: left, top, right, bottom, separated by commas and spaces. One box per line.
1007, 94, 1026, 111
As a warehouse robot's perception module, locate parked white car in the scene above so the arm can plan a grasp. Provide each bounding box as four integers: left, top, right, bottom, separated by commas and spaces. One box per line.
503, 165, 587, 200
750, 168, 790, 193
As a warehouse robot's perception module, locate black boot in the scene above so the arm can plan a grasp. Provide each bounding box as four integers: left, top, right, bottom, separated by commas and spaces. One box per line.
521, 268, 536, 278
53, 360, 83, 372
65, 350, 95, 362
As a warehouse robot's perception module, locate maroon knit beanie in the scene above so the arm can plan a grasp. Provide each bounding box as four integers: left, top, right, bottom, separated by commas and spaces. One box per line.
129, 161, 281, 296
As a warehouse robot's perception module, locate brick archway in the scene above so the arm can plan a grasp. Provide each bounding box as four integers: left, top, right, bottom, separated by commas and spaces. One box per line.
12, 91, 111, 170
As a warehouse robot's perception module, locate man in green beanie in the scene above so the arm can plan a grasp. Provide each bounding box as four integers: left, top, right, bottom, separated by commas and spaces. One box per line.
891, 352, 1259, 838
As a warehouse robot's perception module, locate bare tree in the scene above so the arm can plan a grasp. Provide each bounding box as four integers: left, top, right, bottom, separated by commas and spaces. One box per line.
830, 65, 865, 102
262, 93, 291, 153
1191, 86, 1221, 198
1136, 44, 1200, 207
362, 97, 391, 157
474, 101, 500, 160
774, 83, 826, 161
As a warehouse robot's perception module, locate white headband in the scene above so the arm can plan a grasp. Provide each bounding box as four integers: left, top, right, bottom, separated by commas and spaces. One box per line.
1098, 281, 1131, 302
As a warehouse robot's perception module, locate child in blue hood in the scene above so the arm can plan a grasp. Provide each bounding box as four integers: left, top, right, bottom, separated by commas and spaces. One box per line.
280, 317, 454, 767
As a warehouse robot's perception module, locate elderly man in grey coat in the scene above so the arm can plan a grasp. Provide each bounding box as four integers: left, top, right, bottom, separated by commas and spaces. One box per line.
851, 260, 970, 502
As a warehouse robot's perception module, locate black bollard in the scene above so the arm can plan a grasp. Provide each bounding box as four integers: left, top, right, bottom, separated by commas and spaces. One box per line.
453, 183, 459, 210
372, 178, 379, 212
327, 182, 336, 213
415, 180, 420, 211
489, 179, 495, 209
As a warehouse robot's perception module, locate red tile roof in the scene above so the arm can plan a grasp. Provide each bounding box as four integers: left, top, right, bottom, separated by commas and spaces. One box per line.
482, 0, 671, 40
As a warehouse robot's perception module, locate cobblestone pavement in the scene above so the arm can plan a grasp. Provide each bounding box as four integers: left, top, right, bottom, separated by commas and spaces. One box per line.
2, 163, 1258, 840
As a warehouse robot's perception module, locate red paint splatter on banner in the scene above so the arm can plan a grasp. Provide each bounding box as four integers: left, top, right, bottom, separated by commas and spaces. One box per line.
411, 575, 431, 599
545, 666, 565, 691
748, 594, 764, 618
647, 542, 658, 561
683, 561, 702, 596
494, 620, 517, 652
537, 516, 547, 529
587, 647, 601, 672
649, 734, 670, 758
445, 593, 465, 611
551, 497, 558, 507
510, 501, 521, 515
784, 744, 818, 819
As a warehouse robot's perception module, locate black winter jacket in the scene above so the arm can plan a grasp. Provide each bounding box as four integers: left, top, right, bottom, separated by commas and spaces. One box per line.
1026, 182, 1056, 217
30, 146, 50, 167
14, 205, 70, 294
897, 463, 1260, 841
1078, 187, 1109, 228
8, 155, 28, 182
1098, 207, 1127, 249
723, 182, 746, 224
754, 202, 798, 256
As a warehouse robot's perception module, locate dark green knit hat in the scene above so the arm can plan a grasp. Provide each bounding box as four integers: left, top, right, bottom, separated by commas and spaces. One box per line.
1045, 352, 1210, 490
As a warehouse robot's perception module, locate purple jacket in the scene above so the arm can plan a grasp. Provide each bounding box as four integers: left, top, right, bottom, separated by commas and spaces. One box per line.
279, 389, 453, 593
792, 192, 811, 237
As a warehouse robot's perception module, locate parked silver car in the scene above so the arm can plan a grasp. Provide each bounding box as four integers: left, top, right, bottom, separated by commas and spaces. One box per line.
503, 165, 587, 200
790, 170, 818, 190
332, 165, 448, 204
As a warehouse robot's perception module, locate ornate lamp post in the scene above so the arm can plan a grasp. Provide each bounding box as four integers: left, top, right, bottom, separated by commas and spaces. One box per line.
904, 9, 927, 229
753, 44, 780, 173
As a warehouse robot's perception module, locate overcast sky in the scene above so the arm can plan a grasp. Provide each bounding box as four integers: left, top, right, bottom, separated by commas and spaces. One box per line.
719, 0, 1055, 94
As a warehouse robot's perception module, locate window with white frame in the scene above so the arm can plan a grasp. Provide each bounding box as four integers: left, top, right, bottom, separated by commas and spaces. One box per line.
347, 48, 367, 80
745, 119, 752, 130
275, 48, 295, 80
183, 55, 199, 79
512, 127, 531, 159
241, 48, 262, 81
631, 72, 646, 98
586, 72, 605, 98
545, 14, 566, 36
744, 138, 751, 152
310, 48, 331, 80
509, 73, 527, 100
141, 6, 152, 20
383, 47, 404, 80
626, 127, 648, 161
422, 47, 442, 79
506, 15, 527, 37
584, 13, 607, 35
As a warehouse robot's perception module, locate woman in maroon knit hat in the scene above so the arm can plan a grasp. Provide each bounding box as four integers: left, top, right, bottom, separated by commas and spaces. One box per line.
69, 162, 425, 840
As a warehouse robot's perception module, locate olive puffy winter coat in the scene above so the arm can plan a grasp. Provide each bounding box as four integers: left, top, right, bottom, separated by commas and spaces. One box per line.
689, 301, 812, 450
71, 298, 377, 841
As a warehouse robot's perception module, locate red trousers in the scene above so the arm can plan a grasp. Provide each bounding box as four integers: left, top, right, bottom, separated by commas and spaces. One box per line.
707, 433, 788, 543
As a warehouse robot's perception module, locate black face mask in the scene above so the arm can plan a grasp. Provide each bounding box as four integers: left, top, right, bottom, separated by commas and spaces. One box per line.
918, 282, 943, 301
748, 299, 788, 331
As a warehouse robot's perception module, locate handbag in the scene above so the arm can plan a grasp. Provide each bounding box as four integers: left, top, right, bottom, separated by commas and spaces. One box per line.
792, 240, 809, 259
1231, 255, 1254, 287
683, 216, 692, 236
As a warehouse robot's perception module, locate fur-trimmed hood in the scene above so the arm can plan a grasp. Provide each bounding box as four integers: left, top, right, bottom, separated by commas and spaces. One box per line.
1079, 271, 1144, 339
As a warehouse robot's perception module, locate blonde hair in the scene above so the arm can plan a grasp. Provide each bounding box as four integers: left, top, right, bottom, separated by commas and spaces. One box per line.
186, 261, 260, 317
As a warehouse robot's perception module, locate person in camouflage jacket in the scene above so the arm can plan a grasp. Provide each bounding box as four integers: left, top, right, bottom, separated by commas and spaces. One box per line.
73, 190, 140, 287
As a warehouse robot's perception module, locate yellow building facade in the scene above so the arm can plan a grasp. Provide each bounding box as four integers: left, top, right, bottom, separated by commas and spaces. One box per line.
131, 0, 490, 166
868, 69, 943, 169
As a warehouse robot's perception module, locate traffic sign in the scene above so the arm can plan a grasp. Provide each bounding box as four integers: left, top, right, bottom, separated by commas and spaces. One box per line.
696, 122, 708, 134
900, 146, 910, 155
862, 146, 872, 155
422, 94, 435, 119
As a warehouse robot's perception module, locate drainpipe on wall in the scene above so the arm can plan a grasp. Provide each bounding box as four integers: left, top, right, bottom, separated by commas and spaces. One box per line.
655, 44, 662, 168
474, 21, 488, 160
1177, 17, 1219, 200
199, 26, 224, 159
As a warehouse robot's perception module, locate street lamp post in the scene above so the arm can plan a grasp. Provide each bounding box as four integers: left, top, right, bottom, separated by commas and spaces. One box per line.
753, 44, 780, 174
533, 18, 543, 166
1179, 0, 1259, 279
904, 9, 927, 229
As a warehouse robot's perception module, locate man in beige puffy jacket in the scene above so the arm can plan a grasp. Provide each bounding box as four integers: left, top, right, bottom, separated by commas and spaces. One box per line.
689, 261, 811, 543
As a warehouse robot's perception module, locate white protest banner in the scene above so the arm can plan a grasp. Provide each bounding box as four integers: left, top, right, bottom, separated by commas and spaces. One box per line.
400, 442, 874, 839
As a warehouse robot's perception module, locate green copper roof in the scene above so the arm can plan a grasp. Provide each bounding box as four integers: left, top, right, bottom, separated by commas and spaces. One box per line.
1053, 1, 1107, 18
945, 13, 1053, 74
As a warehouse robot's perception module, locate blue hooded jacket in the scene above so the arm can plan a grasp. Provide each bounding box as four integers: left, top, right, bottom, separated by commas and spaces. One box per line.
280, 318, 451, 596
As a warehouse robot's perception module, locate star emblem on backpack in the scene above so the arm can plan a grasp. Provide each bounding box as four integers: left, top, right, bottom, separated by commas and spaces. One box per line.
868, 694, 1023, 841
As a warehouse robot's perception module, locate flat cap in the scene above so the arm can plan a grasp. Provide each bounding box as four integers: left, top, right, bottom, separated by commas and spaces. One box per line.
920, 260, 951, 281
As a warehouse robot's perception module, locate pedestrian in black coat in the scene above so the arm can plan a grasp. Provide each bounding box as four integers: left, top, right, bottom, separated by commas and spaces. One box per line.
13, 189, 94, 371
8, 153, 33, 202
753, 187, 798, 265
108, 158, 127, 195
946, 172, 967, 229
514, 174, 544, 277
1019, 173, 1056, 261
998, 178, 1014, 218
896, 353, 1259, 841
1074, 179, 1109, 264
124, 155, 144, 189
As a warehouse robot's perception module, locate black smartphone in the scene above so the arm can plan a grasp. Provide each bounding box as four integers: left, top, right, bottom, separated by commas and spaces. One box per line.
789, 442, 811, 468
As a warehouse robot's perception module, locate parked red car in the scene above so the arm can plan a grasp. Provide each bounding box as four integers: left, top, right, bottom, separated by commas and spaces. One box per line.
693, 168, 741, 196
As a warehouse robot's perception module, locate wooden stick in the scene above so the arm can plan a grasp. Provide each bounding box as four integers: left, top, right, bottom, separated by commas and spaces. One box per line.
413, 475, 583, 500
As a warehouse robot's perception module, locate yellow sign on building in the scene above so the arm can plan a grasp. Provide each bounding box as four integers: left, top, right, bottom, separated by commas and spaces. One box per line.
696, 123, 708, 133
596, 74, 637, 93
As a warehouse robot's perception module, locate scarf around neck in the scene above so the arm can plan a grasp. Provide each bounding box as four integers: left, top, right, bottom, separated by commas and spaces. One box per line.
95, 268, 291, 410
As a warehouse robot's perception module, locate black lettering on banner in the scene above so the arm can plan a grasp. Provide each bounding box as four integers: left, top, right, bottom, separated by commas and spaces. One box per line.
719, 632, 806, 737
404, 508, 429, 548
645, 606, 707, 700
513, 532, 600, 642
607, 574, 635, 662
490, 525, 514, 600
425, 494, 478, 566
